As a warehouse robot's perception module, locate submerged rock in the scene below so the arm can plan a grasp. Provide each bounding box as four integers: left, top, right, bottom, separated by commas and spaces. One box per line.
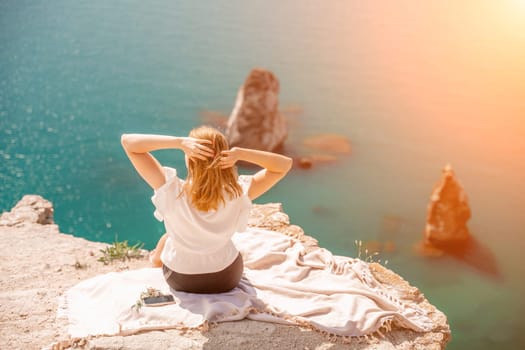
297, 157, 313, 169
363, 240, 397, 255
226, 68, 287, 152
296, 154, 338, 169
294, 134, 351, 169
303, 133, 352, 154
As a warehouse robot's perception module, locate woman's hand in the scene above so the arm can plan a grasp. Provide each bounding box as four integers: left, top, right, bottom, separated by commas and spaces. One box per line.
180, 137, 214, 161
220, 147, 292, 200
219, 147, 241, 169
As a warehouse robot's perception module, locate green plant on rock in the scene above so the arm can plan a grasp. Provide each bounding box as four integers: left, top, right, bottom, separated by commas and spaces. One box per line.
98, 239, 144, 265
354, 240, 388, 265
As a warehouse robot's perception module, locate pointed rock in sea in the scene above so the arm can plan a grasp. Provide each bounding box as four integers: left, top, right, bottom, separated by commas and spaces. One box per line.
424, 164, 471, 246
226, 68, 287, 152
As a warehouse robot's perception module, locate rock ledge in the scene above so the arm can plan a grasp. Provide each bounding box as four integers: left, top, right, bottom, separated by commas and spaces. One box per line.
0, 196, 450, 350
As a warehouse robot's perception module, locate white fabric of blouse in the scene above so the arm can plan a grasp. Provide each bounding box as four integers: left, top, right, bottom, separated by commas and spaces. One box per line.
151, 167, 253, 274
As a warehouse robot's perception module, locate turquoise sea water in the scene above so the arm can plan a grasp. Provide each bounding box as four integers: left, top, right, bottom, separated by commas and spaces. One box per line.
1, 1, 524, 348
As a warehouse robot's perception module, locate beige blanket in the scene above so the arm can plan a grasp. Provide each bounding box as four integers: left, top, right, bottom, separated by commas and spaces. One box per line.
58, 228, 433, 338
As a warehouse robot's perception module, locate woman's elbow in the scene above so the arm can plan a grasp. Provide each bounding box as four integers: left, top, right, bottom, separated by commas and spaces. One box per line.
283, 157, 293, 173
120, 134, 130, 148
121, 134, 137, 152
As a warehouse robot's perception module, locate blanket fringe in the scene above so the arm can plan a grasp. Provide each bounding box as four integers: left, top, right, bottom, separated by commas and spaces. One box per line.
245, 304, 403, 345
45, 320, 212, 350
50, 291, 422, 349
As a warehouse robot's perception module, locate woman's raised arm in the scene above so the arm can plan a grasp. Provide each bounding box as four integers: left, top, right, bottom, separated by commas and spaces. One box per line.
219, 147, 292, 200
121, 134, 213, 190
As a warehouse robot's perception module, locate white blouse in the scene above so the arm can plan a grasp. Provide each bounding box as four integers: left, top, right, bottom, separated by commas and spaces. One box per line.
151, 167, 252, 274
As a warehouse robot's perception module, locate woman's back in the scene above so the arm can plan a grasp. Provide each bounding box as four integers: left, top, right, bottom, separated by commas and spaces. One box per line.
121, 125, 292, 292
152, 166, 252, 274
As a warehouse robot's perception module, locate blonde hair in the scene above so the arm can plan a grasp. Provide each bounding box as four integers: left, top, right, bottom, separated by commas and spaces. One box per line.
182, 126, 243, 211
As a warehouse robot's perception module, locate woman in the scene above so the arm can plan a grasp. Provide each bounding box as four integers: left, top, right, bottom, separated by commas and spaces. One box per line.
121, 126, 292, 293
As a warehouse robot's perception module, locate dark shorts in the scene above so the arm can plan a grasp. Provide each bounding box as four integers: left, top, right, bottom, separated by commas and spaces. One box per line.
162, 253, 244, 294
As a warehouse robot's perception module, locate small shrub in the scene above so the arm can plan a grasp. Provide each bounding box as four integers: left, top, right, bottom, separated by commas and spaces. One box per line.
98, 239, 144, 265
354, 240, 388, 265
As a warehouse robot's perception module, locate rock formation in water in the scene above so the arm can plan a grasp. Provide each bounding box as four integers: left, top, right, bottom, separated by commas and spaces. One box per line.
423, 164, 471, 246
0, 196, 450, 349
417, 165, 501, 278
226, 68, 287, 152
217, 71, 351, 170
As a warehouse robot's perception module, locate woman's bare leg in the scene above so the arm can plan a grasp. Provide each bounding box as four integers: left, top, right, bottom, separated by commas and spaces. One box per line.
149, 233, 168, 267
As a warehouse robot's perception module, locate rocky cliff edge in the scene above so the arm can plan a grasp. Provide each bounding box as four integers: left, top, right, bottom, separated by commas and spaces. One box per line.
0, 195, 450, 350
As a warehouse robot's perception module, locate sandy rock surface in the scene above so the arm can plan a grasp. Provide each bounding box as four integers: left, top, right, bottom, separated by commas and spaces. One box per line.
0, 197, 450, 350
